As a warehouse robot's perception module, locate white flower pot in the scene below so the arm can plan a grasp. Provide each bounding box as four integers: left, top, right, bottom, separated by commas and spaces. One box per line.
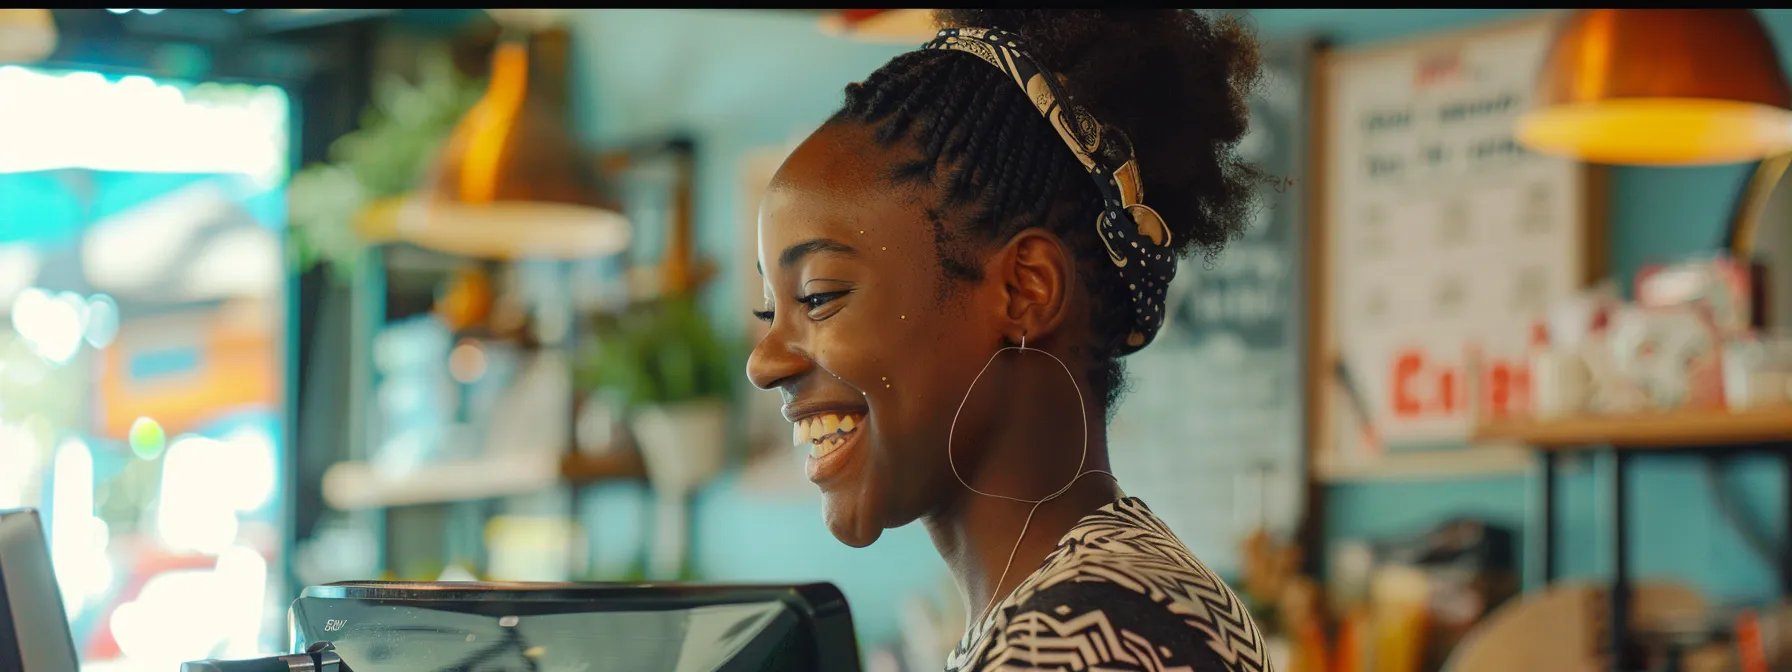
631, 399, 729, 579
631, 399, 729, 497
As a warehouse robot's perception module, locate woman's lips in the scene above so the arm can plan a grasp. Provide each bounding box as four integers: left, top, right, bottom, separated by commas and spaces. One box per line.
793, 412, 865, 484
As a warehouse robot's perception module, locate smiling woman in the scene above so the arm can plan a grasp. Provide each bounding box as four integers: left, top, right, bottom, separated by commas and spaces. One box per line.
746, 9, 1276, 672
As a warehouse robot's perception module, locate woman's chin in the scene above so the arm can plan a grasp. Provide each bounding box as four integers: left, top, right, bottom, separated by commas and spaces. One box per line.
822, 495, 883, 548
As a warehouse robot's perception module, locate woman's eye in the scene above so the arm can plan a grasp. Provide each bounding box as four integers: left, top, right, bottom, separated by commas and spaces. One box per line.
797, 290, 851, 318
798, 291, 845, 308
751, 290, 848, 324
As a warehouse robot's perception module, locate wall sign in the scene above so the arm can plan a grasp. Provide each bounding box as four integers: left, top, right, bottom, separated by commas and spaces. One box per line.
1313, 12, 1605, 476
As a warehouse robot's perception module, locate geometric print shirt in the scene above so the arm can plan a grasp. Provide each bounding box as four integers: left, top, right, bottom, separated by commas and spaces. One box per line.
945, 497, 1274, 672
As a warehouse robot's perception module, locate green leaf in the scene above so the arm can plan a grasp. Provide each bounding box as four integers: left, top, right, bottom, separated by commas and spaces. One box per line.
575, 297, 740, 413
287, 45, 485, 279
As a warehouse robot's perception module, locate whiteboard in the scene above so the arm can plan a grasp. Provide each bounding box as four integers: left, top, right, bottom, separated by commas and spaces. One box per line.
1108, 38, 1314, 578
1317, 13, 1602, 469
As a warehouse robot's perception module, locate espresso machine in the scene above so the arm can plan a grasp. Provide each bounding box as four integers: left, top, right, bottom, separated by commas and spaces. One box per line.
186, 580, 862, 671
2, 509, 861, 672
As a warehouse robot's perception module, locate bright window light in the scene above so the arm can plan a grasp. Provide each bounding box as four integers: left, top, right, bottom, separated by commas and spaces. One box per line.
80, 181, 232, 294
157, 436, 237, 555
156, 431, 273, 556
0, 66, 290, 185
220, 426, 278, 512
213, 546, 270, 658
9, 288, 88, 364
0, 420, 42, 509
0, 243, 40, 312
108, 546, 270, 669
109, 570, 226, 669
50, 437, 112, 620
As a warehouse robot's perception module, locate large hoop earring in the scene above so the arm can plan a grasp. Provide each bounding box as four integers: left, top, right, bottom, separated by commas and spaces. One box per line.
945, 331, 1115, 625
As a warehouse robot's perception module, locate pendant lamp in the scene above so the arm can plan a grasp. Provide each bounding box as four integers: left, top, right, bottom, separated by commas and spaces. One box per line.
818, 9, 940, 43
1516, 9, 1792, 167
0, 9, 56, 64
392, 10, 630, 260
1517, 9, 1792, 258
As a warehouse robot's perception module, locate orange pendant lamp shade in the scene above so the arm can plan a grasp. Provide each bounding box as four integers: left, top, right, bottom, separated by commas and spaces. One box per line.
406, 25, 630, 260
1517, 9, 1792, 166
819, 9, 940, 43
0, 9, 56, 64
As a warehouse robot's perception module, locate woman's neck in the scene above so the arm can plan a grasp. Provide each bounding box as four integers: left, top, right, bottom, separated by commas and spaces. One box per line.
922, 423, 1122, 625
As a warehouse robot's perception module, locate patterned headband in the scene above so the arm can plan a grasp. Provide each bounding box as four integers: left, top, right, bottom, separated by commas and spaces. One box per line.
922, 27, 1176, 355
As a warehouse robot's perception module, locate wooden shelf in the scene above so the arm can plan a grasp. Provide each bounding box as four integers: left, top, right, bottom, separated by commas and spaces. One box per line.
560, 450, 646, 484
1473, 408, 1792, 450
323, 450, 645, 510
1313, 444, 1534, 482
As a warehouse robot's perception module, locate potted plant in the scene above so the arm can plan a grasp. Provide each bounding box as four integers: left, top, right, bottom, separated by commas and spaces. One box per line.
576, 296, 737, 579
577, 297, 738, 478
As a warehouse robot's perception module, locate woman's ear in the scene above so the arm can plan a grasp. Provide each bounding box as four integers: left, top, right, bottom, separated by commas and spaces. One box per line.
997, 228, 1074, 343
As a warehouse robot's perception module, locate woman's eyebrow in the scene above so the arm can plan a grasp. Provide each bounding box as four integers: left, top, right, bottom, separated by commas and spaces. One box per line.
758, 238, 860, 276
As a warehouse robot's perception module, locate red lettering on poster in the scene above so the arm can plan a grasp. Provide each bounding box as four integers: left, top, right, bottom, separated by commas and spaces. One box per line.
1438, 369, 1457, 414
1415, 53, 1463, 90
1513, 364, 1532, 414
1392, 350, 1425, 417
1385, 346, 1536, 425
1488, 363, 1513, 417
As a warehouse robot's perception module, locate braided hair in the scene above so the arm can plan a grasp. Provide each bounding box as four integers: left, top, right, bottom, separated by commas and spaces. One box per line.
827, 9, 1268, 414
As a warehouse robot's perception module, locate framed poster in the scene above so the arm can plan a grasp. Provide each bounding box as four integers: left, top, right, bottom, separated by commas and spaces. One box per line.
1107, 37, 1314, 577
1310, 12, 1607, 480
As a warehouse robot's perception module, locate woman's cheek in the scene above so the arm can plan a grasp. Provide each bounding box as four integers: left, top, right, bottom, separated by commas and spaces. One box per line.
814, 308, 914, 400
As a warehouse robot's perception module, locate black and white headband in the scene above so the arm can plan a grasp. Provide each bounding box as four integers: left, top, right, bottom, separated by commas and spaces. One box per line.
922, 27, 1176, 356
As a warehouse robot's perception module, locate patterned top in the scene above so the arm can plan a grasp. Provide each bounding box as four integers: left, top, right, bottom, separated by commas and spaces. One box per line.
945, 497, 1273, 672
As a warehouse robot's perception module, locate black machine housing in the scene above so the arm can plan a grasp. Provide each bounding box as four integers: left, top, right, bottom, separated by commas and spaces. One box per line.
286, 581, 861, 672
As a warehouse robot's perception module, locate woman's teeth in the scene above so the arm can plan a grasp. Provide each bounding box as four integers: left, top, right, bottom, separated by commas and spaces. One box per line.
793, 413, 862, 458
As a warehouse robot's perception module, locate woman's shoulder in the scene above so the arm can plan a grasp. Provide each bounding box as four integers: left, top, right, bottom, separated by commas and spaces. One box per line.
971, 572, 1273, 672
1011, 577, 1270, 670
1043, 496, 1234, 585
968, 497, 1275, 671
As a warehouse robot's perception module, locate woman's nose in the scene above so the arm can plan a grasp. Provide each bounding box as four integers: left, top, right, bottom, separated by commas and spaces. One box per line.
746, 327, 807, 391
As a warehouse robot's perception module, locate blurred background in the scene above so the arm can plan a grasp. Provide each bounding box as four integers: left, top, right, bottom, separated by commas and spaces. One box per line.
5, 7, 1792, 672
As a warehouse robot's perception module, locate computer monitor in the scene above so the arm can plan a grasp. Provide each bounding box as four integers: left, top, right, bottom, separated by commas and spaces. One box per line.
290, 581, 862, 672
0, 509, 81, 672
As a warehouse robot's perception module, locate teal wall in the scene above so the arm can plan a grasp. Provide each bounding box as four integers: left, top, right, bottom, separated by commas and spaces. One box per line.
564, 8, 1792, 652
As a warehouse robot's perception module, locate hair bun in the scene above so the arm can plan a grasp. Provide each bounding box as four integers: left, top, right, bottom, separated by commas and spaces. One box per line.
932, 9, 1269, 261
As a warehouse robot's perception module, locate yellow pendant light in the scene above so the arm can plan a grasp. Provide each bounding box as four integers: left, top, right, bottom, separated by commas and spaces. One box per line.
0, 9, 57, 64
1516, 9, 1792, 167
818, 9, 940, 43
380, 10, 630, 261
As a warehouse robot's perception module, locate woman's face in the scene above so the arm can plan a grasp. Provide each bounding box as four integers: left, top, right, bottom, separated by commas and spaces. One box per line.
746, 123, 1007, 547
